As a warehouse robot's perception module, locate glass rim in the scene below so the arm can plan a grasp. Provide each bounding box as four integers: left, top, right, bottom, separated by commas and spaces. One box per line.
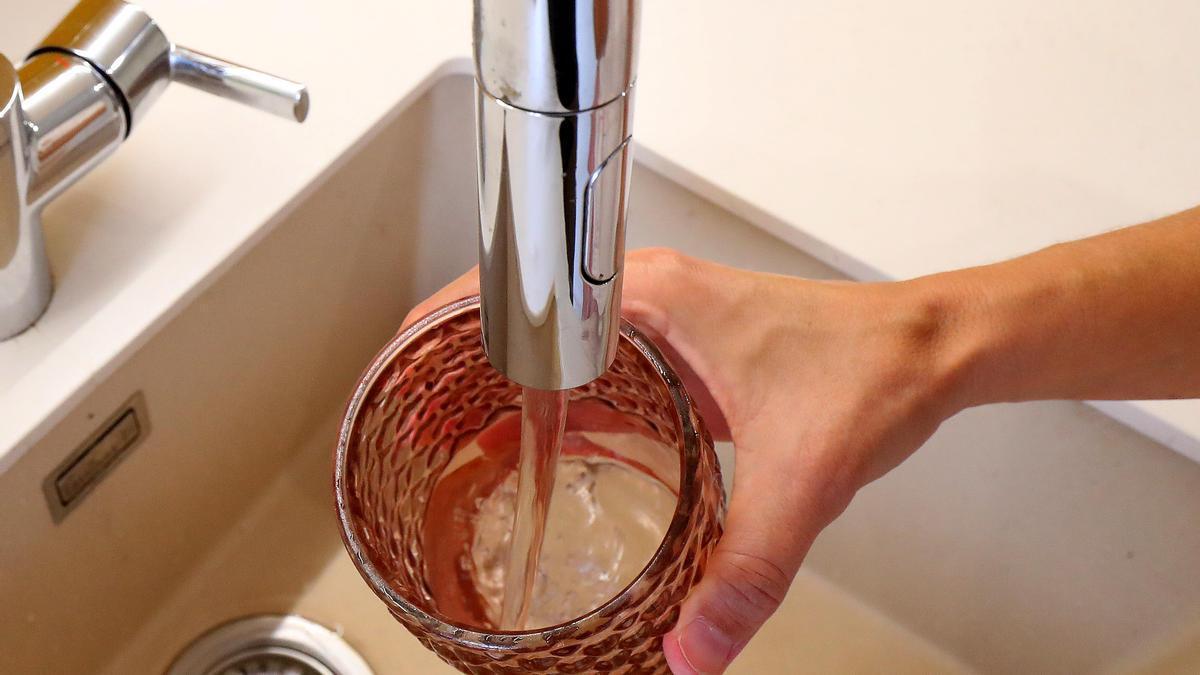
333, 295, 706, 649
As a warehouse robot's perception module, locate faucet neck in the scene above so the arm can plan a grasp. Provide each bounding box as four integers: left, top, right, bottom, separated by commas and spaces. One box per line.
19, 52, 126, 210
473, 1, 641, 389
473, 0, 640, 114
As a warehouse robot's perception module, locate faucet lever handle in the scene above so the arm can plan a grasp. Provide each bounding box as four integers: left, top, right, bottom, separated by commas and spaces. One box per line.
169, 45, 308, 123
32, 0, 307, 130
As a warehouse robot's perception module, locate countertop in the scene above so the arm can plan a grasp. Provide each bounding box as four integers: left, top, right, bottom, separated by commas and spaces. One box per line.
2, 0, 1198, 472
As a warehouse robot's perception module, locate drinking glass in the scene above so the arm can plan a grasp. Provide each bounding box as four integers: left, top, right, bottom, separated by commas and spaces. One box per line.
334, 296, 725, 674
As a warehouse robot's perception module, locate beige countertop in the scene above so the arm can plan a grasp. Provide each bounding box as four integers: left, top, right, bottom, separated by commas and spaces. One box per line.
1, 0, 1198, 471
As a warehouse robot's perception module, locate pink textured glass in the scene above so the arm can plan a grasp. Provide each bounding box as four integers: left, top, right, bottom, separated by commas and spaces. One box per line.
334, 297, 725, 674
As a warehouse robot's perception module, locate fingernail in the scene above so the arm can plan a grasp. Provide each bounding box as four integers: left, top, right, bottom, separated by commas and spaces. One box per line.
677, 618, 738, 674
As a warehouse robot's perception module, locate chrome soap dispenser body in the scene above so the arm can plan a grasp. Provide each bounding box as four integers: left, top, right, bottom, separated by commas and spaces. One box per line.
473, 0, 640, 390
0, 0, 307, 340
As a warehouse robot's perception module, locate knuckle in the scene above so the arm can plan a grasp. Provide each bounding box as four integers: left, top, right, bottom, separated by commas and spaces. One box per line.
632, 246, 688, 272
627, 247, 706, 304
811, 455, 860, 502
706, 549, 791, 629
400, 303, 432, 331
800, 450, 867, 523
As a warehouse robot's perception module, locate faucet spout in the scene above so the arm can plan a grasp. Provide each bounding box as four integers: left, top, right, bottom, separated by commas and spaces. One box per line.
473, 0, 641, 390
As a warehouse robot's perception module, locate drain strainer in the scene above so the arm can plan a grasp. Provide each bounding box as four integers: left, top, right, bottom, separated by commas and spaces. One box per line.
167, 615, 373, 675
205, 645, 330, 675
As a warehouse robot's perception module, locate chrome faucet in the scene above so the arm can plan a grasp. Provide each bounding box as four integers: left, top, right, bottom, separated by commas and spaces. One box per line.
473, 0, 640, 390
0, 0, 307, 340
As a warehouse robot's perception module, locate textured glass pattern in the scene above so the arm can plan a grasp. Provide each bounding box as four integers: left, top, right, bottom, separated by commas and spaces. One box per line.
334, 297, 725, 674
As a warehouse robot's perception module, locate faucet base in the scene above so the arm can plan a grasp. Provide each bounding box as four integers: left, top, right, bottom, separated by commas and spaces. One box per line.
0, 215, 52, 340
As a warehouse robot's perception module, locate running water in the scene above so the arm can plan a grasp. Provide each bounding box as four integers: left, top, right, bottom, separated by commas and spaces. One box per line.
420, 399, 679, 631
500, 387, 569, 629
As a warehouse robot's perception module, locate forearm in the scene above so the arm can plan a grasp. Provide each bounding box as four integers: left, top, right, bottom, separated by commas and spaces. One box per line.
916, 207, 1200, 409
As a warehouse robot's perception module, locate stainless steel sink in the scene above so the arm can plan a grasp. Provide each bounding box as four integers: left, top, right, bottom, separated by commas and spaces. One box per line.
2, 69, 1200, 674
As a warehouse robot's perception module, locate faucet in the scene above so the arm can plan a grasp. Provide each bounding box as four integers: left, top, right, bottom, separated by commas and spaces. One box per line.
473, 0, 640, 390
0, 0, 307, 340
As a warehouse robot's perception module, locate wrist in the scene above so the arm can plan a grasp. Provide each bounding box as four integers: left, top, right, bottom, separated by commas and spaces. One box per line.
891, 269, 996, 416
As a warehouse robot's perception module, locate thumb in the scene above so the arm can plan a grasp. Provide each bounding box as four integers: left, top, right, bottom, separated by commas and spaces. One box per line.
663, 467, 822, 674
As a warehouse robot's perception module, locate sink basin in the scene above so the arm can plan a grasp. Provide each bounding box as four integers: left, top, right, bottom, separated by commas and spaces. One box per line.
3, 69, 1200, 674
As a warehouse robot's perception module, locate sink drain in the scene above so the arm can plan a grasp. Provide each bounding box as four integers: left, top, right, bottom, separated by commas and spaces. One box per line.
205, 645, 331, 675
167, 615, 372, 675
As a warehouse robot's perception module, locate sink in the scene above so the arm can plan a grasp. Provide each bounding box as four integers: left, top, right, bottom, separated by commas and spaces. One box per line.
2, 69, 1200, 674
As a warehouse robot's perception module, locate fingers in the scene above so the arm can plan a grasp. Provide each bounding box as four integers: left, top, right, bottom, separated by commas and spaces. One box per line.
664, 465, 822, 675
622, 248, 807, 672
621, 248, 735, 440
619, 248, 707, 340
400, 266, 480, 330
634, 321, 732, 441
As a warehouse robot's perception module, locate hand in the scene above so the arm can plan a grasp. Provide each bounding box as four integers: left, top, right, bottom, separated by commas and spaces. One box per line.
403, 248, 965, 673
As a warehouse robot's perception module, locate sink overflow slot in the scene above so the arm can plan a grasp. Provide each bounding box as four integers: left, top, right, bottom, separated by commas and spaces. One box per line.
42, 391, 150, 523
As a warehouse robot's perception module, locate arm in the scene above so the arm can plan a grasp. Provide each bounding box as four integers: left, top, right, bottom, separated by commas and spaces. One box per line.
623, 210, 1200, 675
930, 208, 1200, 406
401, 208, 1200, 675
